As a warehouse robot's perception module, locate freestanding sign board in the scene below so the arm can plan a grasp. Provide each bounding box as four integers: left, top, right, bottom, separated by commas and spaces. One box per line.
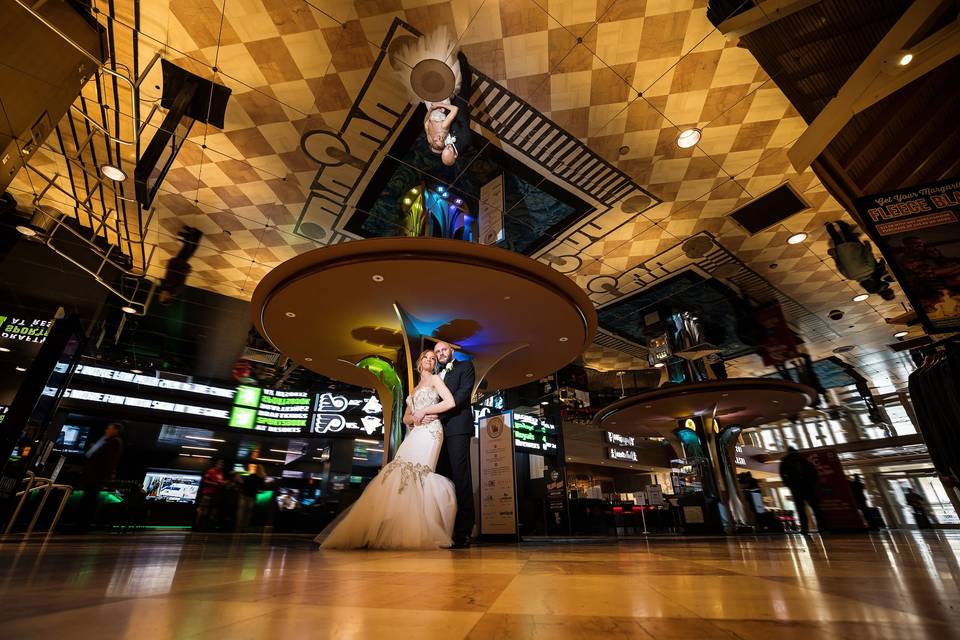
479, 412, 518, 538
854, 178, 960, 333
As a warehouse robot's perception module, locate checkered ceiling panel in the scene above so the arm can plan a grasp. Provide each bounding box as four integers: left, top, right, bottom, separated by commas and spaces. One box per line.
5, 0, 918, 390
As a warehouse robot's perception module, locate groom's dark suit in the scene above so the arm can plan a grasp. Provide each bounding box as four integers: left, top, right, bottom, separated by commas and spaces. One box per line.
435, 359, 476, 541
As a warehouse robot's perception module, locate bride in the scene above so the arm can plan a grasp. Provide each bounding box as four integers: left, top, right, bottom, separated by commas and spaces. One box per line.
316, 350, 457, 549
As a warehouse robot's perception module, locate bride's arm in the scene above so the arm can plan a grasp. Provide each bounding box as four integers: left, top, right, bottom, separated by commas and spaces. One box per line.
403, 396, 416, 427
428, 377, 456, 415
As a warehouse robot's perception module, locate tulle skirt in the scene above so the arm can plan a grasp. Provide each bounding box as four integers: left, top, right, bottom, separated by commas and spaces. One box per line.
317, 422, 456, 550
392, 26, 462, 106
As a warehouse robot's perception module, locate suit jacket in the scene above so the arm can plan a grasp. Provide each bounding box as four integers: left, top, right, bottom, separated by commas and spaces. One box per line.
439, 359, 475, 437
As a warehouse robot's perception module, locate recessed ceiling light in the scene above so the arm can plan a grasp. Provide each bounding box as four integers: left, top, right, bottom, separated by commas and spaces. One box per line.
618, 145, 630, 155
15, 366, 26, 372
676, 128, 701, 149
285, 311, 296, 318
99, 164, 127, 182
304, 357, 313, 362
130, 368, 143, 374
0, 346, 9, 353
898, 52, 913, 66
558, 337, 568, 342
504, 295, 511, 300
893, 331, 909, 338
402, 198, 412, 205
372, 275, 384, 282
15, 224, 37, 237
852, 293, 869, 302
121, 305, 138, 314
786, 232, 808, 245
525, 373, 534, 378
540, 401, 549, 405
654, 362, 665, 368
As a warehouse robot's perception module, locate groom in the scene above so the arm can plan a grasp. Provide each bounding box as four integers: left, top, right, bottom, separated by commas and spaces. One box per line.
423, 341, 475, 548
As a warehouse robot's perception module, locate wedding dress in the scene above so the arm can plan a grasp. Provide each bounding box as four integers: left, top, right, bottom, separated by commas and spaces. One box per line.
393, 26, 462, 108
317, 386, 457, 549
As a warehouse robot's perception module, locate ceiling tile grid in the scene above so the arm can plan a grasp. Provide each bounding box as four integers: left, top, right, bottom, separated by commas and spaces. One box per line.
3, 0, 920, 389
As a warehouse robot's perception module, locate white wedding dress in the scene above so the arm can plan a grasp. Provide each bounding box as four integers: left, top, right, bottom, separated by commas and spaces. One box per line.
317, 386, 457, 550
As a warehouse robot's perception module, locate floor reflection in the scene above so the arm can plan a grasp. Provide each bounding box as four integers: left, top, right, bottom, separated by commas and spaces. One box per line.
0, 531, 956, 639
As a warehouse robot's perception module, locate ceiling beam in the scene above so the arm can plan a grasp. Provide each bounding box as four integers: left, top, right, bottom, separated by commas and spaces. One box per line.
718, 0, 825, 40
788, 0, 959, 173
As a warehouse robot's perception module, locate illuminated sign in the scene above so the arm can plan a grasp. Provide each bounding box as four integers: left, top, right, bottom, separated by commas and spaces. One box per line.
0, 315, 53, 345
74, 365, 236, 399
512, 413, 558, 454
230, 387, 312, 434
608, 447, 638, 462
0, 405, 7, 425
63, 389, 230, 419
605, 431, 636, 447
683, 418, 697, 431
734, 444, 747, 467
312, 392, 384, 436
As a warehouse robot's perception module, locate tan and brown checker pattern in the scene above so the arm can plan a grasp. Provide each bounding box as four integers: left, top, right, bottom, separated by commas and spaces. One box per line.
5, 0, 920, 391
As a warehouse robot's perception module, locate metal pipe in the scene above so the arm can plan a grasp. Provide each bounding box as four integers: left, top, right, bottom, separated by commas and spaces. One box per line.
3, 473, 37, 535
26, 486, 53, 536
14, 0, 141, 147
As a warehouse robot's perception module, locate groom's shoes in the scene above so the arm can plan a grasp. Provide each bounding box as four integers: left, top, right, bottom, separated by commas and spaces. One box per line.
448, 536, 471, 549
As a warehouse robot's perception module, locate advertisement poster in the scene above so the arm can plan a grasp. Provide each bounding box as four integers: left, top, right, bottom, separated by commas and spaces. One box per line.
855, 178, 960, 332
479, 174, 505, 245
801, 449, 867, 532
479, 413, 517, 536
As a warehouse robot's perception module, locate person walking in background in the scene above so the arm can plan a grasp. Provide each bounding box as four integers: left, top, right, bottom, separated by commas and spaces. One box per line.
195, 459, 226, 531
905, 487, 934, 529
236, 463, 266, 533
779, 446, 822, 534
77, 422, 124, 532
849, 474, 869, 512
825, 220, 895, 300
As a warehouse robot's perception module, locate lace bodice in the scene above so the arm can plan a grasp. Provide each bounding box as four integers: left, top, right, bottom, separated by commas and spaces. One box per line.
410, 386, 441, 412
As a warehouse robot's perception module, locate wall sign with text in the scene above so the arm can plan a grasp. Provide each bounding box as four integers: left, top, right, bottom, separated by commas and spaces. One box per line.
608, 447, 639, 462
605, 431, 636, 447
855, 178, 960, 332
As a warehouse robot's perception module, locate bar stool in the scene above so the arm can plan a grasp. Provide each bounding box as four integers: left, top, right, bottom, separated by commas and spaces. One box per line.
3, 471, 74, 536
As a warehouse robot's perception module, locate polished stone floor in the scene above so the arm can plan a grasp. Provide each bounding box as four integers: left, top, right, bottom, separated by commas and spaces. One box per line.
0, 531, 958, 639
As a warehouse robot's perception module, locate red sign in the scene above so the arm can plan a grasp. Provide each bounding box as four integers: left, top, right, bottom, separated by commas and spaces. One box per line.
801, 450, 866, 532
754, 302, 799, 366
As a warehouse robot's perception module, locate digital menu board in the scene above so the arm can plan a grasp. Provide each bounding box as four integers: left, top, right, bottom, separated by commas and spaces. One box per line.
230, 386, 311, 434
512, 413, 558, 454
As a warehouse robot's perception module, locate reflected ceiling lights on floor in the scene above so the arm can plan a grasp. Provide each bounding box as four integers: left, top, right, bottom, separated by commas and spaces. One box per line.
852, 293, 870, 302
676, 128, 701, 148
893, 331, 909, 338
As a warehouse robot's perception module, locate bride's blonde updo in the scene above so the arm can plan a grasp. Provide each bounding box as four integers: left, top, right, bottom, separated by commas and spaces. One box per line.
416, 349, 437, 377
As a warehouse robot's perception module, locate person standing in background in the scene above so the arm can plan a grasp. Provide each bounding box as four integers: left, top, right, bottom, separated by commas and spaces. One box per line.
195, 459, 226, 531
236, 463, 266, 533
779, 447, 822, 534
905, 487, 935, 529
77, 422, 124, 532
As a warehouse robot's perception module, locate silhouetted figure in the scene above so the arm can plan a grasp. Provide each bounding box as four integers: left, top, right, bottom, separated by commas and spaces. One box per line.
236, 463, 266, 533
825, 220, 894, 300
159, 226, 202, 304
779, 446, 822, 534
195, 459, 225, 531
77, 422, 124, 532
849, 474, 868, 512
905, 487, 934, 529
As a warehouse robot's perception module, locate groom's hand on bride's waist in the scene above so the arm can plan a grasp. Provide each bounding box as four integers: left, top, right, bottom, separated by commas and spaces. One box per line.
423, 413, 438, 424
